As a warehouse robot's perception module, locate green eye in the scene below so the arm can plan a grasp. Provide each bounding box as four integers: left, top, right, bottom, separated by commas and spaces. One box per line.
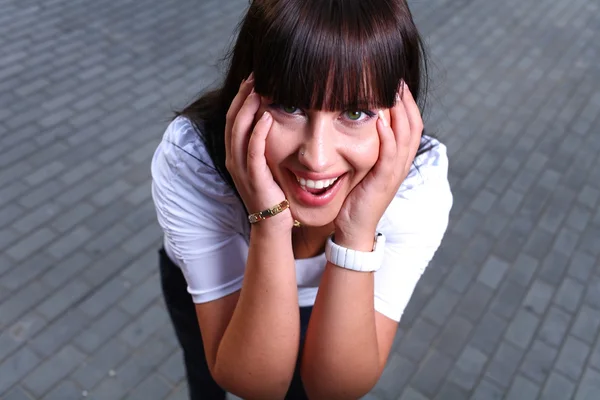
345, 111, 363, 120
282, 105, 298, 114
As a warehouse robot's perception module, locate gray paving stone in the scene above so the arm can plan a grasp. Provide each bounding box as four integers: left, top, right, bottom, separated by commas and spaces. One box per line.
119, 304, 169, 348
91, 180, 132, 208
554, 277, 584, 313
566, 204, 592, 232
489, 279, 529, 320
448, 345, 487, 391
434, 381, 468, 400
166, 383, 189, 400
0, 280, 52, 328
397, 318, 440, 363
111, 334, 175, 394
80, 247, 133, 287
540, 372, 576, 400
22, 345, 86, 398
477, 256, 509, 289
523, 279, 555, 316
50, 202, 96, 234
0, 312, 47, 361
421, 286, 460, 326
2, 386, 35, 400
456, 281, 493, 323
127, 373, 172, 400
120, 221, 162, 256
40, 380, 81, 400
470, 378, 504, 400
120, 250, 158, 286
410, 350, 453, 397
0, 203, 26, 228
29, 309, 91, 358
555, 336, 590, 381
36, 278, 91, 320
70, 337, 131, 390
504, 375, 540, 400
399, 386, 429, 400
77, 275, 130, 318
485, 341, 524, 389
574, 367, 600, 400
157, 350, 186, 386
571, 305, 600, 344
2, 253, 54, 291
47, 225, 93, 259
39, 251, 92, 290
120, 272, 161, 315
12, 203, 61, 234
538, 306, 573, 348
84, 223, 132, 255
73, 307, 130, 354
577, 185, 600, 210
5, 228, 56, 262
470, 312, 508, 357
0, 346, 41, 395
520, 340, 558, 384
567, 251, 595, 283
504, 309, 540, 349
24, 161, 65, 186
434, 315, 473, 358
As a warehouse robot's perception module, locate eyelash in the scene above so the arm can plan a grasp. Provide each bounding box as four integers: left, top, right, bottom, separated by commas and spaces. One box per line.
268, 104, 377, 126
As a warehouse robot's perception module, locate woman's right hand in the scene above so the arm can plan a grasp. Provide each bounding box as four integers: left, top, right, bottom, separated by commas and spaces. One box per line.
225, 74, 294, 230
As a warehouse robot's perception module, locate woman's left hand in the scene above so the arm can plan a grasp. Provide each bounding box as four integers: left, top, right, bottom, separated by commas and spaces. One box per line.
333, 83, 424, 250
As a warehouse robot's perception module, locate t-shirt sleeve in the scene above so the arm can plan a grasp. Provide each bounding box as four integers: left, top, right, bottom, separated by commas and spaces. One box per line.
151, 118, 249, 304
374, 140, 453, 322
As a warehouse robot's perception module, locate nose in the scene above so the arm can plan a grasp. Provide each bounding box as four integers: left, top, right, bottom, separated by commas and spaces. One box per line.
299, 117, 336, 172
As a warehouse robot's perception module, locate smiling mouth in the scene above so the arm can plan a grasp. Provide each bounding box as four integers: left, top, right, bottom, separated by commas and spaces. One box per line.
294, 175, 342, 195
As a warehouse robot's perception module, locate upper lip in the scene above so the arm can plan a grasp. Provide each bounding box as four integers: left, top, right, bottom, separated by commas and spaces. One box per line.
290, 170, 345, 180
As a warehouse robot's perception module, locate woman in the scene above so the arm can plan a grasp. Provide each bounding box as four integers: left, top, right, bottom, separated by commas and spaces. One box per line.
151, 0, 452, 399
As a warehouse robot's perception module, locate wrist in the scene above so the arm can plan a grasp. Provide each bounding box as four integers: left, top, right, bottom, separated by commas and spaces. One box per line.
250, 209, 294, 237
332, 229, 377, 252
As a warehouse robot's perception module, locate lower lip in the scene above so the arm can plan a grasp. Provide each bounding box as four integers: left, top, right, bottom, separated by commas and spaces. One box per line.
289, 171, 345, 207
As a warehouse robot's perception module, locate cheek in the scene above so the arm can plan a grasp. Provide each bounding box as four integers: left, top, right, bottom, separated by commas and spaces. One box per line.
264, 120, 293, 168
347, 128, 380, 171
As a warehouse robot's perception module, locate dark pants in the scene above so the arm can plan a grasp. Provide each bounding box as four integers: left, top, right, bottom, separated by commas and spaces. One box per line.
159, 248, 311, 400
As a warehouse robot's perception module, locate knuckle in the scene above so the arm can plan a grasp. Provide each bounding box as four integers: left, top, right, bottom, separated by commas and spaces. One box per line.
247, 148, 260, 161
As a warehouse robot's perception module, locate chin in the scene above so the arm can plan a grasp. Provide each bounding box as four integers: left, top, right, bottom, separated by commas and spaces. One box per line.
290, 205, 339, 228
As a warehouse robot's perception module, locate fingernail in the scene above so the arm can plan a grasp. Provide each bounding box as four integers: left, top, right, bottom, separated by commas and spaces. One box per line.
261, 111, 271, 122
378, 110, 389, 127
247, 72, 254, 82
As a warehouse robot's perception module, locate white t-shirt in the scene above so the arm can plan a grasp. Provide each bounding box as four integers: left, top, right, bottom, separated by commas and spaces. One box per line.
151, 116, 453, 322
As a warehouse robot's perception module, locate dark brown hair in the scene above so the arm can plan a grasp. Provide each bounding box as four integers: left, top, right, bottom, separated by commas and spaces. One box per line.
178, 0, 431, 192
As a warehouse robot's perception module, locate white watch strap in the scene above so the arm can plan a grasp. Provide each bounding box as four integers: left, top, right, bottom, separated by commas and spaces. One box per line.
325, 233, 386, 272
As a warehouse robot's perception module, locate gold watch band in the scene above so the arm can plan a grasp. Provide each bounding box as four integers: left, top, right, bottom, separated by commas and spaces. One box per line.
248, 199, 290, 224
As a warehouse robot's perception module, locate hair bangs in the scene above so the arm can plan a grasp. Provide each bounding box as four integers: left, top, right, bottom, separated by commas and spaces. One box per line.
252, 0, 411, 112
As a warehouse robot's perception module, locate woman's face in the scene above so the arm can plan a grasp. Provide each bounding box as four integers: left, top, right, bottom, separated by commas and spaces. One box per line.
256, 97, 390, 227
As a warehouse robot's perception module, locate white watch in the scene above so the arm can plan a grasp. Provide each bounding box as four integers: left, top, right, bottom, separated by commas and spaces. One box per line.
325, 233, 386, 272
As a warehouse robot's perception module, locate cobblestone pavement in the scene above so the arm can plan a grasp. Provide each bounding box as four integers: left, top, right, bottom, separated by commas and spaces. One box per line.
1, 0, 599, 398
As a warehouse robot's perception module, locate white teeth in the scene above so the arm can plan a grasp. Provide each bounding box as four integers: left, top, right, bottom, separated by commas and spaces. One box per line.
295, 175, 339, 191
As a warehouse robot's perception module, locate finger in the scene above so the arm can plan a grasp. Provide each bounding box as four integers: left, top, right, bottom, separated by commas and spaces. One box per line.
371, 110, 396, 177
230, 89, 262, 169
400, 82, 424, 150
390, 88, 411, 156
225, 73, 254, 154
399, 83, 424, 171
247, 111, 273, 182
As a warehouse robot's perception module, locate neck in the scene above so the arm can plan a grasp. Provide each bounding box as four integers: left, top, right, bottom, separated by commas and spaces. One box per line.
292, 222, 335, 259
